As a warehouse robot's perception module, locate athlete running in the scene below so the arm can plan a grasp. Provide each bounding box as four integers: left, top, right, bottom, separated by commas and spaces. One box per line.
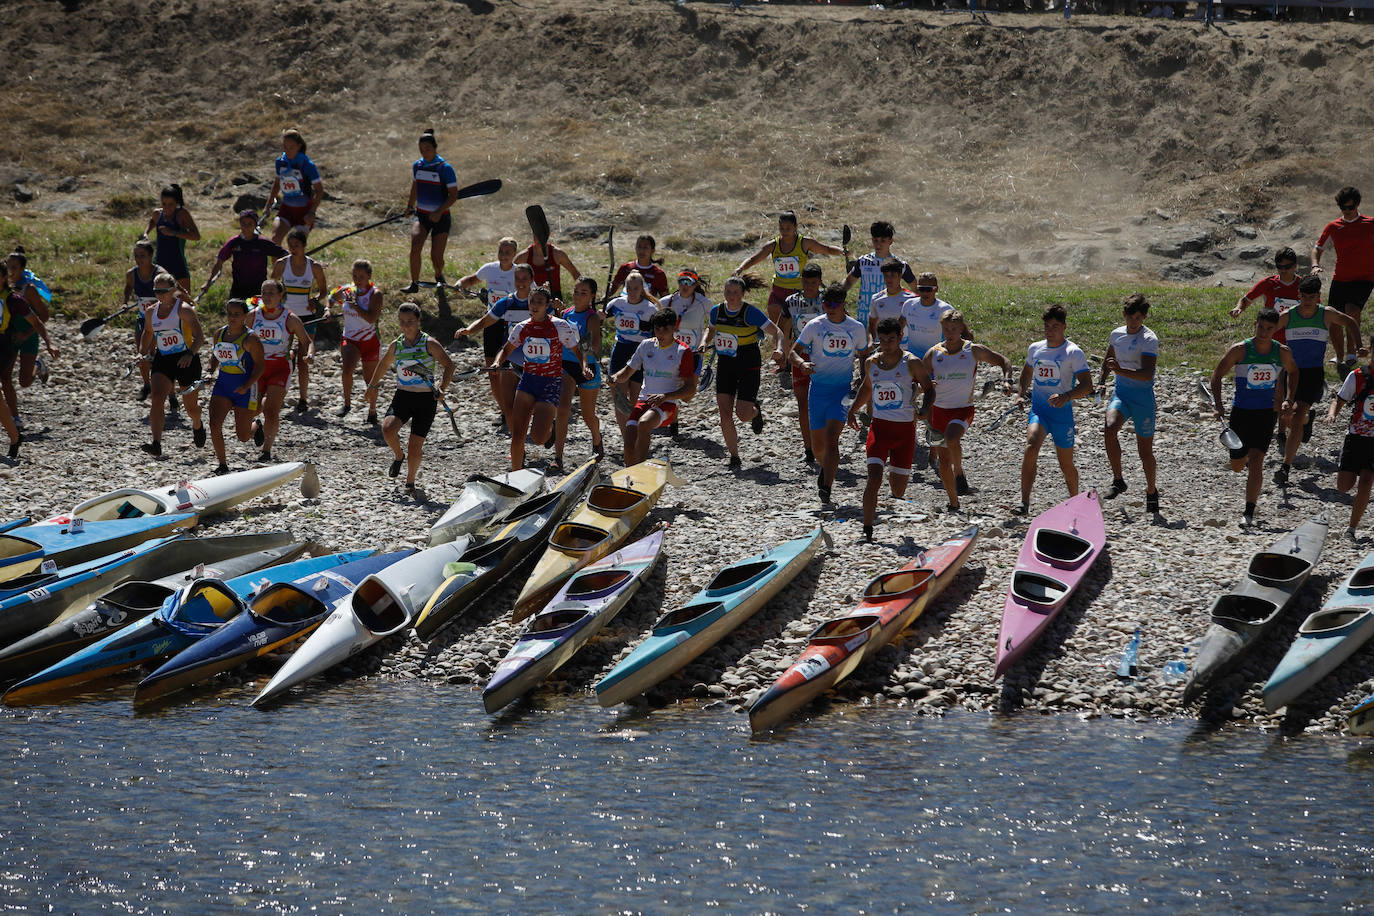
842, 220, 916, 330
264, 128, 323, 245
867, 259, 916, 345
401, 129, 461, 293
270, 226, 328, 412
1231, 247, 1301, 319
0, 263, 56, 457
901, 272, 956, 360
139, 273, 205, 457
1099, 295, 1161, 512
792, 282, 868, 504
734, 210, 844, 363
329, 259, 385, 422
206, 298, 266, 475
248, 279, 312, 462
848, 316, 933, 541
1016, 305, 1093, 514
143, 184, 199, 297
372, 302, 455, 492
455, 263, 535, 430
705, 276, 787, 469
124, 239, 161, 401
3, 248, 58, 408
1209, 308, 1298, 528
555, 277, 606, 468
456, 237, 520, 430
1325, 338, 1374, 541
493, 287, 588, 471
925, 311, 1011, 513
605, 271, 661, 440
1272, 275, 1356, 487
609, 235, 670, 298
612, 308, 696, 466
201, 209, 286, 301
781, 263, 826, 462
1313, 186, 1374, 374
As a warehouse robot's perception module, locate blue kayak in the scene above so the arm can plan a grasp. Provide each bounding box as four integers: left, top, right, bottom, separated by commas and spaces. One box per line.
134, 549, 413, 704
2, 550, 373, 705
0, 514, 197, 584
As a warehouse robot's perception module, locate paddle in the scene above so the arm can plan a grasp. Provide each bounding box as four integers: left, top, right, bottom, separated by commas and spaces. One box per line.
1195, 379, 1243, 450
305, 214, 407, 257
526, 204, 551, 253
986, 402, 1022, 433
399, 360, 460, 438
841, 224, 852, 273
602, 226, 616, 306
698, 346, 716, 390
81, 302, 140, 340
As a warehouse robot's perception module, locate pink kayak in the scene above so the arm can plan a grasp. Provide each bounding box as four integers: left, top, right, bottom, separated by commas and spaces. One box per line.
994, 490, 1105, 679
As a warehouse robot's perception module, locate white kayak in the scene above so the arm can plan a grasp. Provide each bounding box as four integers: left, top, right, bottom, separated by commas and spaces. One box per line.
47, 462, 321, 523
428, 470, 544, 545
252, 537, 473, 706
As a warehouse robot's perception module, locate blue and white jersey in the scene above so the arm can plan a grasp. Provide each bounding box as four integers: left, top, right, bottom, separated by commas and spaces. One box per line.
1025, 338, 1089, 408
901, 297, 954, 359
849, 253, 915, 326
797, 315, 867, 389
1107, 325, 1158, 395
606, 295, 658, 345
489, 294, 532, 366
275, 152, 321, 208
412, 155, 458, 214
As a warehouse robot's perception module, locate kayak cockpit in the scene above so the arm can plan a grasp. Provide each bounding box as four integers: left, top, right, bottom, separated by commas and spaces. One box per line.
863, 568, 934, 600
72, 490, 167, 521
97, 582, 177, 619
251, 583, 327, 625
457, 537, 518, 569
162, 579, 245, 631
0, 569, 58, 597
549, 523, 612, 556
498, 491, 562, 527
566, 569, 633, 601
1349, 565, 1374, 591
704, 561, 774, 597
530, 606, 589, 635
1010, 571, 1070, 608
586, 485, 647, 516
1298, 607, 1369, 635
1248, 552, 1313, 588
0, 535, 44, 584
467, 474, 525, 499
809, 614, 880, 644
1032, 529, 1093, 569
350, 579, 409, 635
1211, 594, 1279, 625
656, 599, 724, 630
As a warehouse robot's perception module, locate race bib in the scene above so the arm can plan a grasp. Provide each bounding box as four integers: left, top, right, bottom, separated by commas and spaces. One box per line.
675, 331, 697, 350
1246, 364, 1277, 389
414, 168, 441, 184
523, 337, 552, 364
873, 381, 905, 412
398, 365, 427, 387
279, 174, 303, 197
158, 328, 186, 354
821, 332, 854, 357
487, 289, 510, 307
774, 256, 801, 279
256, 325, 282, 344
616, 313, 642, 335
1033, 362, 1061, 385
1274, 297, 1299, 314
715, 332, 739, 357
1362, 397, 1374, 421
213, 342, 240, 365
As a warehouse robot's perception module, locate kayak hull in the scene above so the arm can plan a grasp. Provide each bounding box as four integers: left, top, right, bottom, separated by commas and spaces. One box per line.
0, 514, 197, 584
596, 528, 826, 707
54, 462, 318, 522
428, 469, 544, 545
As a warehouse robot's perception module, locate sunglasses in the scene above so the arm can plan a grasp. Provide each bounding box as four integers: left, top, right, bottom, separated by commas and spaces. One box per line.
916, 286, 936, 292
1275, 262, 1297, 269
1341, 205, 1359, 212
678, 278, 695, 285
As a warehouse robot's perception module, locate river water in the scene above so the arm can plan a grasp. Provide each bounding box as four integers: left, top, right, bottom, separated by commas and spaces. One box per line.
2, 683, 1369, 913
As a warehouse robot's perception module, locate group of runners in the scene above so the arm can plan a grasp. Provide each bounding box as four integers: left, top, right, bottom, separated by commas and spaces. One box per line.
10, 125, 1374, 537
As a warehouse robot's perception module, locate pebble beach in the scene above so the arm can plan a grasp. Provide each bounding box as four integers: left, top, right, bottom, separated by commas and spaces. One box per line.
8, 316, 1374, 735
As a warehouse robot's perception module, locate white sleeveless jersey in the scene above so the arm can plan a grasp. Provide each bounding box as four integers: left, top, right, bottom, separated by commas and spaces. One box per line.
252, 306, 292, 359
281, 257, 315, 317
150, 302, 189, 355
868, 356, 916, 423
341, 284, 378, 342
930, 340, 977, 409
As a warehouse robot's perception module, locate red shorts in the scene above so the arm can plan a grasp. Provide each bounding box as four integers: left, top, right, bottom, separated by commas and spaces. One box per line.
792, 369, 812, 393
767, 284, 794, 313
930, 405, 975, 437
629, 399, 678, 427
866, 418, 916, 475
260, 356, 292, 391
343, 333, 381, 362
277, 203, 312, 228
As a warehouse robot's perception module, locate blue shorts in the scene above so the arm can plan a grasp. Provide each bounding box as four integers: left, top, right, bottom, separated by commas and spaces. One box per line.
517, 372, 562, 405
808, 382, 849, 431
564, 358, 602, 391
1028, 402, 1075, 449
212, 373, 256, 409
1108, 387, 1156, 438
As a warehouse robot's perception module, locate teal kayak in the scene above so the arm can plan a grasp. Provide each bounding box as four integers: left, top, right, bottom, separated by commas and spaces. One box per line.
3, 550, 372, 705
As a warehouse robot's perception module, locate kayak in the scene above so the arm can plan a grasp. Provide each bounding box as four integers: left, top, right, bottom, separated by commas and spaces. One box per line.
0, 535, 308, 681
46, 462, 320, 523
483, 525, 666, 714
1348, 693, 1374, 735
513, 458, 682, 621
428, 469, 545, 545
1181, 513, 1329, 704
0, 530, 308, 650
1264, 550, 1374, 712
749, 525, 979, 733
0, 513, 197, 584
994, 491, 1106, 680
596, 527, 828, 708
413, 459, 599, 640
133, 550, 412, 705
255, 540, 481, 706
3, 550, 372, 705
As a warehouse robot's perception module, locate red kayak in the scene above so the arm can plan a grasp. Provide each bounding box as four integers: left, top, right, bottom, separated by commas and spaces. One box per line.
749, 525, 979, 733
994, 490, 1105, 679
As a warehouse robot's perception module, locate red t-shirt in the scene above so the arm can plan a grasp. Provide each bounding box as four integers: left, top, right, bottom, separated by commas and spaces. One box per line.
613, 261, 669, 297
1245, 275, 1304, 344
1317, 215, 1374, 282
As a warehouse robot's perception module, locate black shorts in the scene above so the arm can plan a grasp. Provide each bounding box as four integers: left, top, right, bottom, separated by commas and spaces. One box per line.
230, 276, 266, 301
1228, 407, 1276, 459
1290, 366, 1326, 405
151, 352, 203, 388
0, 333, 13, 371
386, 388, 438, 438
1329, 279, 1374, 314
416, 210, 452, 237
716, 354, 762, 404
1340, 434, 1374, 474
610, 339, 644, 384
482, 320, 507, 361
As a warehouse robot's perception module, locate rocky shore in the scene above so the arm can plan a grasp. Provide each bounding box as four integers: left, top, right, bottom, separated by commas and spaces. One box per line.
8, 318, 1374, 735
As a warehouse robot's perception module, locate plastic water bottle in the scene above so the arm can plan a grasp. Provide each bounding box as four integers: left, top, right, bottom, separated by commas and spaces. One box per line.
1162, 648, 1190, 683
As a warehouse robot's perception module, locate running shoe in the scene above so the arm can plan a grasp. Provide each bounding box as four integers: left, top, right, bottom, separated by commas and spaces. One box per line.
400, 282, 420, 294
335, 403, 351, 418
1104, 478, 1127, 499
751, 407, 765, 435
294, 397, 308, 413
6, 433, 22, 460
955, 474, 970, 496
141, 440, 161, 457
138, 382, 151, 401
1146, 491, 1160, 514
389, 457, 403, 478
252, 419, 265, 447
192, 425, 206, 448
34, 358, 47, 385
1272, 465, 1290, 487
214, 463, 230, 476
728, 455, 742, 471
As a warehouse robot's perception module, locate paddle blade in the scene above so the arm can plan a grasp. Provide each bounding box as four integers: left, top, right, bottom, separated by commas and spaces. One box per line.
80, 316, 107, 339
1220, 427, 1243, 450
1195, 378, 1213, 403
842, 224, 852, 247
457, 178, 502, 200
526, 205, 550, 248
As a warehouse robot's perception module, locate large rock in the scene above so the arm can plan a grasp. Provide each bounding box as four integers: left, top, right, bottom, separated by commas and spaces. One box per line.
564, 223, 612, 241
1237, 245, 1269, 261
233, 190, 270, 213
1159, 259, 1214, 281
12, 184, 35, 202
1147, 226, 1212, 258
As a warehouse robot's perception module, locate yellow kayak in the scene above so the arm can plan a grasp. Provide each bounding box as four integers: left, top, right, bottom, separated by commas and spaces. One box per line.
512, 458, 682, 621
